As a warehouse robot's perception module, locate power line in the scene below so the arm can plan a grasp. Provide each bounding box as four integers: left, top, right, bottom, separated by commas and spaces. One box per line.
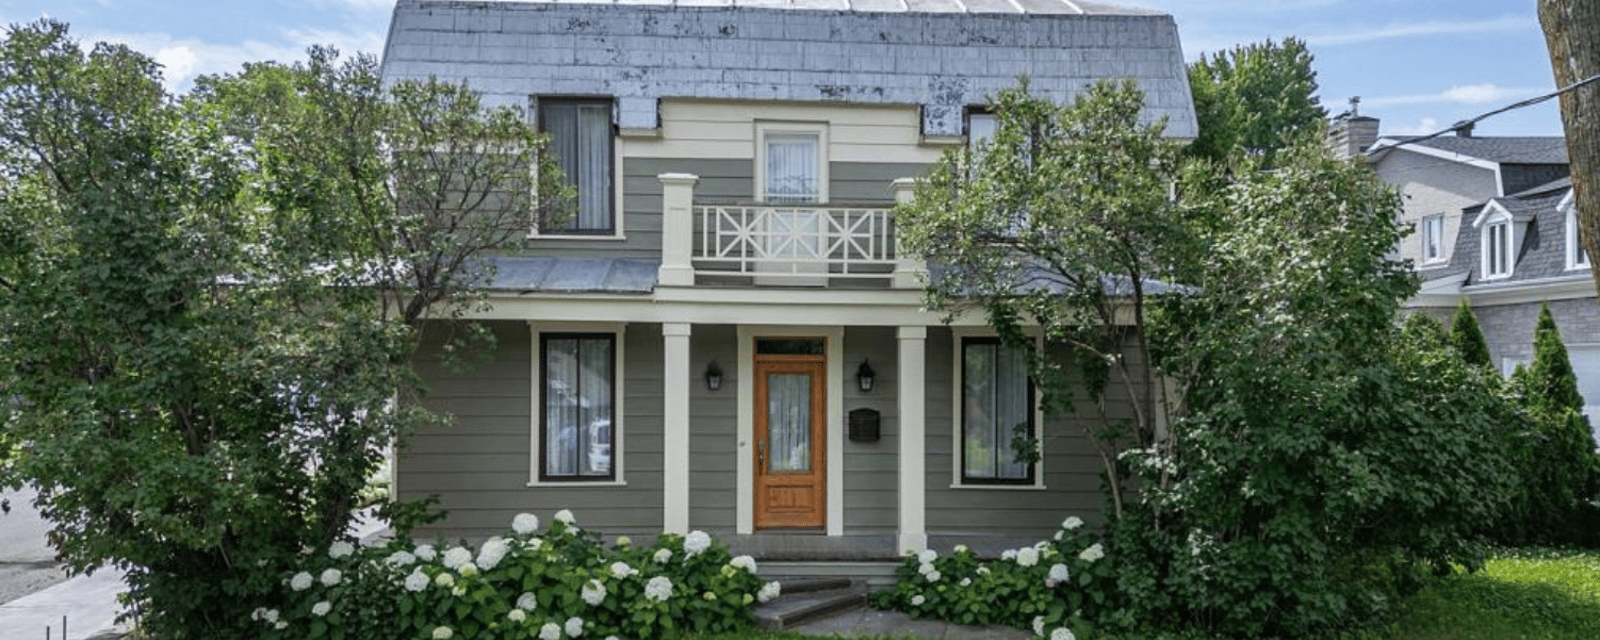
1381, 71, 1600, 151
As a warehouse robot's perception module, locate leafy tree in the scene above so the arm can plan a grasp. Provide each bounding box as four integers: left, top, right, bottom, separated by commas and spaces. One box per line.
1186, 37, 1326, 165
1448, 299, 1493, 367
896, 80, 1195, 518
0, 21, 559, 636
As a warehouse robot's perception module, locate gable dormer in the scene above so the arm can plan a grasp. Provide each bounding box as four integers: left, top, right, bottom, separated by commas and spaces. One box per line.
1472, 199, 1531, 280
1561, 189, 1588, 271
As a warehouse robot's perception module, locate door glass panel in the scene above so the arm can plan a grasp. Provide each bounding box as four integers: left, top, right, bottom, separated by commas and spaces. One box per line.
767, 373, 812, 473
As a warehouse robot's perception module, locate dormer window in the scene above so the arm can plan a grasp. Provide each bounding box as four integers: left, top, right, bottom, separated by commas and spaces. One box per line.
1563, 190, 1588, 270
1484, 221, 1511, 278
1421, 214, 1445, 264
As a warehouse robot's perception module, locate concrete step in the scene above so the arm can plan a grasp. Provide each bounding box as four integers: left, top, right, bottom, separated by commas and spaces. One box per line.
752, 580, 869, 630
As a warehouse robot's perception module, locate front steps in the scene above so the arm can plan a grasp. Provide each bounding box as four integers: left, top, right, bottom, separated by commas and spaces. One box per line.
751, 577, 870, 630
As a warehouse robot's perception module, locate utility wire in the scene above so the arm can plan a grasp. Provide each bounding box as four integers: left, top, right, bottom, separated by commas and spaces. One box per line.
1379, 71, 1600, 151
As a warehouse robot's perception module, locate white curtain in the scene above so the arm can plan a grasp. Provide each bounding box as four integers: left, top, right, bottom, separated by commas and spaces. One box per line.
765, 133, 819, 204
545, 337, 613, 477
767, 373, 812, 472
963, 341, 1029, 480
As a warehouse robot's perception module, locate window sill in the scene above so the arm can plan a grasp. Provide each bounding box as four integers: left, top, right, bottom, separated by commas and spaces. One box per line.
526, 479, 628, 488
949, 482, 1048, 491
527, 232, 627, 241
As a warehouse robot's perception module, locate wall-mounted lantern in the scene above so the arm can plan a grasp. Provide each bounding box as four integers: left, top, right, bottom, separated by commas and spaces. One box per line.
705, 361, 723, 391
856, 359, 876, 392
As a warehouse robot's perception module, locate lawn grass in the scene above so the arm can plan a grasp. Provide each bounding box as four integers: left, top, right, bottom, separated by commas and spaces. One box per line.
1360, 547, 1600, 640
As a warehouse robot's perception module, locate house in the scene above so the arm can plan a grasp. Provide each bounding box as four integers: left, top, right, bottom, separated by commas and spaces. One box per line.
1330, 113, 1599, 445
380, 0, 1196, 562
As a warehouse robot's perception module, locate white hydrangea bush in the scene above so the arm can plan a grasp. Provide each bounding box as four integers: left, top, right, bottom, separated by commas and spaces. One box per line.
255, 513, 772, 640
870, 516, 1111, 639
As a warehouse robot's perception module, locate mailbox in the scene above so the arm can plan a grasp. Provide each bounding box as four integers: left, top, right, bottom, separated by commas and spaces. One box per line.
848, 408, 881, 442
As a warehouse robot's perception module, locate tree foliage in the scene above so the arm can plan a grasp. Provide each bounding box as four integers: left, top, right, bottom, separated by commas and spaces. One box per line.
0, 21, 557, 637
1504, 303, 1600, 544
1186, 37, 1326, 165
1449, 299, 1493, 368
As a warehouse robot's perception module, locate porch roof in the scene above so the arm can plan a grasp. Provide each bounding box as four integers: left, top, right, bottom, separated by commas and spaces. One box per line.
484, 256, 661, 294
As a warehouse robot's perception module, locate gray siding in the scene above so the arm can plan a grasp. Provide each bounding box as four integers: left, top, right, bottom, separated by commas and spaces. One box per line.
842, 327, 900, 533
831, 162, 927, 204
689, 324, 740, 530
402, 321, 666, 540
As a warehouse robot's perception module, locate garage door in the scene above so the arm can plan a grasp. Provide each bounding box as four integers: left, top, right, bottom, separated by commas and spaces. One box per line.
1567, 346, 1600, 449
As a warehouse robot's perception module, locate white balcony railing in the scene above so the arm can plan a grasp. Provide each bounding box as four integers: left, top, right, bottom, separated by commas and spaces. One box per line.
657, 173, 924, 288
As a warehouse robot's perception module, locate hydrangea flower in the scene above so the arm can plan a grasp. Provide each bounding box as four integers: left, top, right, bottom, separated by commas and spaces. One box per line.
458, 563, 479, 577
916, 549, 938, 564
275, 621, 287, 630
1062, 516, 1084, 531
977, 566, 991, 575
581, 579, 607, 606
320, 568, 343, 587
645, 576, 674, 601
404, 570, 429, 592
610, 561, 636, 579
1033, 616, 1046, 636
615, 536, 631, 546
442, 546, 472, 570
414, 544, 437, 562
512, 513, 540, 535
433, 626, 454, 639
1051, 628, 1076, 640
926, 570, 942, 582
263, 609, 280, 623
684, 530, 711, 556
1001, 549, 1018, 561
289, 572, 313, 591
1078, 543, 1104, 563
251, 607, 268, 621
703, 591, 718, 601
312, 601, 331, 617
917, 562, 935, 576
517, 592, 539, 611
653, 548, 673, 564
953, 544, 969, 554
434, 572, 455, 588
526, 538, 545, 552
387, 550, 417, 567
509, 609, 527, 623
730, 555, 757, 573
960, 577, 971, 586
911, 595, 925, 606
328, 541, 355, 559
540, 622, 562, 640
565, 616, 585, 637
554, 509, 576, 525
1016, 548, 1040, 567
758, 581, 781, 603
451, 584, 467, 597
1054, 531, 1065, 541
1047, 563, 1071, 587
477, 537, 510, 570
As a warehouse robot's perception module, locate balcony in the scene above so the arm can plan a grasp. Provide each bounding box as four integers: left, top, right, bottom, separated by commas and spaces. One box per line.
657, 173, 924, 288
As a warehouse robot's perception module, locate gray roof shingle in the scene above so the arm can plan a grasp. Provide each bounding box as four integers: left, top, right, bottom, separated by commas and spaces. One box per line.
1400, 135, 1568, 165
1448, 186, 1575, 286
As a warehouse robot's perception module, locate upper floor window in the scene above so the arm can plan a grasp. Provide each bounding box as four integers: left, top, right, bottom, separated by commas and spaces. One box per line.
1421, 214, 1445, 264
756, 122, 828, 204
538, 98, 614, 234
1566, 195, 1588, 270
1484, 220, 1511, 278
968, 111, 998, 149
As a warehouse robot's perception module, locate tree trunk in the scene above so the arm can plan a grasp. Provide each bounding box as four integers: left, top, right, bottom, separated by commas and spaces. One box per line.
1539, 1, 1600, 295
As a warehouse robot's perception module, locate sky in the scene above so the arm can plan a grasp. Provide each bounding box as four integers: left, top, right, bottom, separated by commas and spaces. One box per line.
0, 0, 1567, 138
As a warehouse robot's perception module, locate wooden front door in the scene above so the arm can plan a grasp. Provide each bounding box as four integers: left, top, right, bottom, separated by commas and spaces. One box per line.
753, 358, 826, 529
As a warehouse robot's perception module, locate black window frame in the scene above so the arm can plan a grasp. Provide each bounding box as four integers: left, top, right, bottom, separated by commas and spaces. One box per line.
538, 332, 618, 482
959, 336, 1037, 486
536, 96, 616, 236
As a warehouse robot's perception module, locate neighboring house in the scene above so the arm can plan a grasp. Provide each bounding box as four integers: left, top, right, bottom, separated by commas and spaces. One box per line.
1330, 114, 1598, 445
380, 0, 1196, 560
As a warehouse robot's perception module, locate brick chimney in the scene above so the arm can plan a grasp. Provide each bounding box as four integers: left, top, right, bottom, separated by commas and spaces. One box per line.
1327, 96, 1380, 160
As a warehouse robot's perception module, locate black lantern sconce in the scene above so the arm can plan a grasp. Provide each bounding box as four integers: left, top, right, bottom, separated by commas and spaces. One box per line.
856, 359, 876, 392
704, 361, 723, 391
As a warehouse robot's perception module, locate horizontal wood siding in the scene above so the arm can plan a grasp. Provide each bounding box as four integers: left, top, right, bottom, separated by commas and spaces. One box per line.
401, 321, 665, 540
689, 324, 739, 530
628, 100, 943, 165
831, 162, 928, 204
924, 328, 1131, 538
842, 327, 900, 534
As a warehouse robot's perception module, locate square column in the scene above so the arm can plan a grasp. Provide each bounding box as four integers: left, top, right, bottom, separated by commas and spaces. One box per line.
897, 325, 928, 553
663, 323, 692, 533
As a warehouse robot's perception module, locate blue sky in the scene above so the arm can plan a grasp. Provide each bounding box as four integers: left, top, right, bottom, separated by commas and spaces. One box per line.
0, 0, 1565, 137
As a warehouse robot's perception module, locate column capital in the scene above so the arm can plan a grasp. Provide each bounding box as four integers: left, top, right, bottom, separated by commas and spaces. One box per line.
662, 323, 692, 337
896, 326, 927, 340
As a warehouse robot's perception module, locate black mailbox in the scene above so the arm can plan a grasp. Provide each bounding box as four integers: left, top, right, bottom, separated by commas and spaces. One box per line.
848, 408, 881, 442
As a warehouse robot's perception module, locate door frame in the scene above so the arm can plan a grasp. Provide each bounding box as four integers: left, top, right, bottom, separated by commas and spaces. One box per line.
736, 325, 845, 535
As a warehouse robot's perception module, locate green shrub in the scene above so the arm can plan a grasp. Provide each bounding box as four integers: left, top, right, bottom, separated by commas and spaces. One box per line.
250, 511, 779, 640
872, 518, 1111, 640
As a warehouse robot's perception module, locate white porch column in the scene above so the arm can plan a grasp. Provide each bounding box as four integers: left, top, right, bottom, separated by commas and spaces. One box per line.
658, 174, 699, 287
891, 178, 927, 289
897, 325, 928, 554
662, 322, 692, 533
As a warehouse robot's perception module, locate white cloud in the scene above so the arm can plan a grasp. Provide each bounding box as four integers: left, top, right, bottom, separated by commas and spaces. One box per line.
1306, 16, 1535, 47
152, 46, 198, 92
80, 25, 384, 92
1383, 117, 1440, 137
1365, 84, 1550, 107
